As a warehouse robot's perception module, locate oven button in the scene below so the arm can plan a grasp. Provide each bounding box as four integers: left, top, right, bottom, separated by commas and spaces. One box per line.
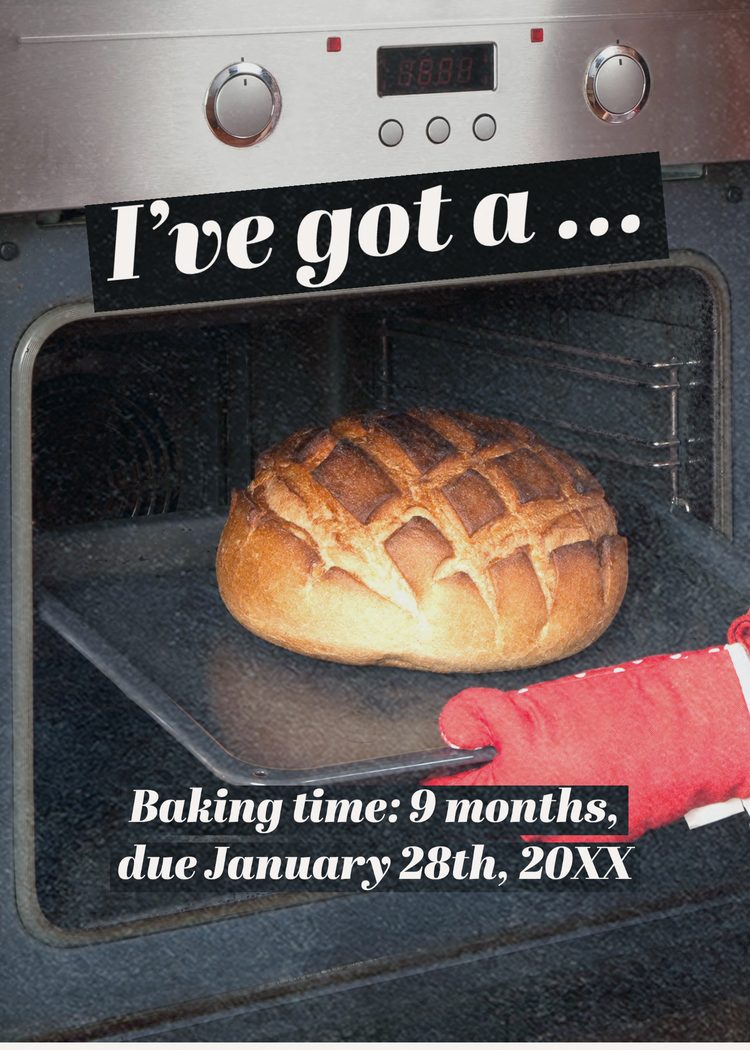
473, 114, 496, 141
426, 117, 450, 143
585, 45, 649, 123
205, 62, 281, 146
379, 119, 404, 147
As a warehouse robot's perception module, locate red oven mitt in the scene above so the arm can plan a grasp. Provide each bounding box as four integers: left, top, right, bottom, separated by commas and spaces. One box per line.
426, 613, 750, 840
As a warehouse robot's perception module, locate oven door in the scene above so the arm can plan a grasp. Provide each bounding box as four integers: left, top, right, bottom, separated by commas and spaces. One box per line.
4, 164, 750, 1041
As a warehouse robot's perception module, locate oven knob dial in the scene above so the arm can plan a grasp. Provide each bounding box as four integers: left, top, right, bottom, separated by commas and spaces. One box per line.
205, 62, 281, 146
585, 45, 649, 123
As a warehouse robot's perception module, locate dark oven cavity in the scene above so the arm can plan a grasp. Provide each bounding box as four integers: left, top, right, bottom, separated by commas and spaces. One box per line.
27, 258, 745, 934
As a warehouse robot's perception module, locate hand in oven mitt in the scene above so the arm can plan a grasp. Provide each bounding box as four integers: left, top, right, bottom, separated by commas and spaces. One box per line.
426, 613, 750, 841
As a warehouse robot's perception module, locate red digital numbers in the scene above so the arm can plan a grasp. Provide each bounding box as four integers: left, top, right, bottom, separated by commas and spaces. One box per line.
418, 58, 433, 86
400, 56, 462, 89
457, 56, 473, 84
379, 44, 490, 96
437, 57, 453, 85
398, 59, 414, 87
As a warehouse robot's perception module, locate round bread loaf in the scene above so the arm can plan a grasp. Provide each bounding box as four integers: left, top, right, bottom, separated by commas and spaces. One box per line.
216, 408, 628, 672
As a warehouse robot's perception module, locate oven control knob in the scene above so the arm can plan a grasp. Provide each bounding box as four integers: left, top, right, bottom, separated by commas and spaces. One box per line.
205, 62, 281, 146
585, 45, 649, 123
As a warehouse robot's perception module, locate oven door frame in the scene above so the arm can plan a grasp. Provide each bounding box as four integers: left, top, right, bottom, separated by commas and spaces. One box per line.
4, 168, 750, 1038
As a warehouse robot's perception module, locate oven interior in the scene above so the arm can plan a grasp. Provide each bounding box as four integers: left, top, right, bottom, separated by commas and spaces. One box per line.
29, 259, 750, 934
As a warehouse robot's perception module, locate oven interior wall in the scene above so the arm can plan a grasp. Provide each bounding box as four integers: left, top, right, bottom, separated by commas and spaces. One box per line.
32, 263, 723, 532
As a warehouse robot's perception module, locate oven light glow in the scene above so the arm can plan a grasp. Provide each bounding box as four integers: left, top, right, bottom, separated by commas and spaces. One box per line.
327, 36, 342, 52
530, 28, 544, 43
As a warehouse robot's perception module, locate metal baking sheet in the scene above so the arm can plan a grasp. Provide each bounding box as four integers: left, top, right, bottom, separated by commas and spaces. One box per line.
34, 512, 500, 784
34, 502, 750, 786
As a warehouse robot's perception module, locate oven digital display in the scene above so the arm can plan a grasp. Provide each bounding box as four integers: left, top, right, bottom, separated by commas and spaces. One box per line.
377, 43, 496, 96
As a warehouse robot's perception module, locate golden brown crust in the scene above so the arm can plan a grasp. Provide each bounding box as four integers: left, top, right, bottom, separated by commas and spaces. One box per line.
216, 409, 628, 671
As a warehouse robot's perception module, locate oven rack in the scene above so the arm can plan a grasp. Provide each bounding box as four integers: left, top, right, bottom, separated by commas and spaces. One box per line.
382, 311, 718, 523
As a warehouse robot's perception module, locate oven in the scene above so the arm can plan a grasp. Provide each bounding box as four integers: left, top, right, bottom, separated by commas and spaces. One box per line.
4, 1, 750, 1040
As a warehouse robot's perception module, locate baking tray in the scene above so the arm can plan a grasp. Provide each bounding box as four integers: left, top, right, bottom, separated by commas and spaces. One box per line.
34, 512, 499, 785
34, 502, 750, 786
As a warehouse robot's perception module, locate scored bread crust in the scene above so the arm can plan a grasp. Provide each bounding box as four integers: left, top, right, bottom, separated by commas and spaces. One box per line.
216, 408, 628, 672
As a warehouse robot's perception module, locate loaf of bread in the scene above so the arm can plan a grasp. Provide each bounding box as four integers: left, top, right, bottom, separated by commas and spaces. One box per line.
216, 409, 628, 672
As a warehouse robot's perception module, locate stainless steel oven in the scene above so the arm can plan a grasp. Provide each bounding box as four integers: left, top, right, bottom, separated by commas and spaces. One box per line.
4, 1, 750, 1040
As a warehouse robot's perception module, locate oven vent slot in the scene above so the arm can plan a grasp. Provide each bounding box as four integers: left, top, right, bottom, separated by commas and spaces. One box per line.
32, 375, 182, 529
30, 328, 232, 532
382, 282, 722, 530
